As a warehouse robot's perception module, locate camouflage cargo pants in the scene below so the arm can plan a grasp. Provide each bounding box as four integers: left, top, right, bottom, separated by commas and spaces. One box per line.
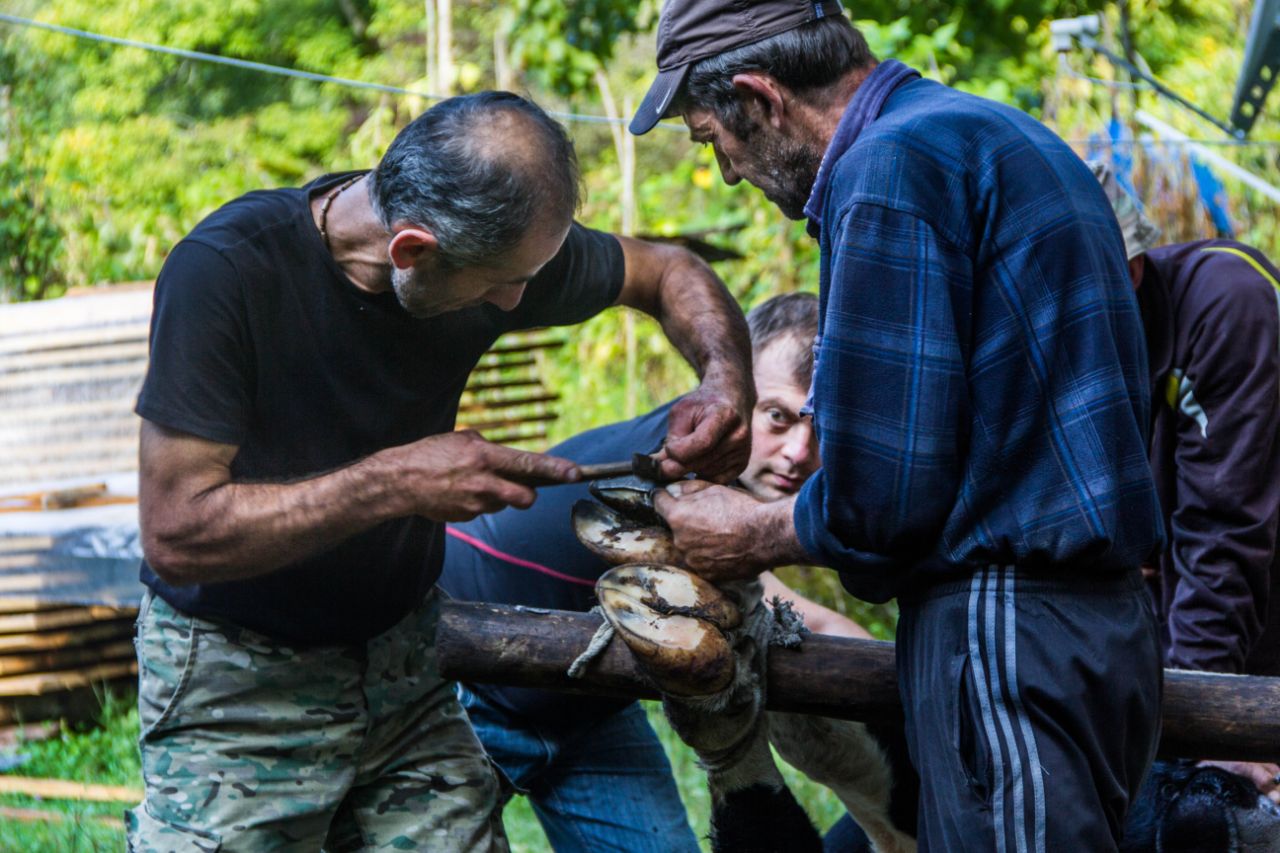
125, 589, 508, 852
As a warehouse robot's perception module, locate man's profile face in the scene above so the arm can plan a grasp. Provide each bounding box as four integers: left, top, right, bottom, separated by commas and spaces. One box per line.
683, 106, 822, 221
392, 220, 570, 318
739, 337, 819, 501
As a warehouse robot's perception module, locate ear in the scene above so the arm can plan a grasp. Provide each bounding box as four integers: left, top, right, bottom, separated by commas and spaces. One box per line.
731, 72, 786, 130
388, 227, 440, 271
1128, 254, 1145, 291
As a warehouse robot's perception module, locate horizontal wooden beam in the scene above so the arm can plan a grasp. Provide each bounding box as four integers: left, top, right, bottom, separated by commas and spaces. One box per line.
0, 360, 146, 393
483, 429, 549, 447
437, 601, 1280, 763
0, 776, 140, 804
458, 412, 560, 433
0, 322, 150, 357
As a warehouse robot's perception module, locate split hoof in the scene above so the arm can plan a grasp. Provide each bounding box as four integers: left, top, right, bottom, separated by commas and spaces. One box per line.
572, 500, 679, 566
589, 475, 661, 526
596, 563, 740, 696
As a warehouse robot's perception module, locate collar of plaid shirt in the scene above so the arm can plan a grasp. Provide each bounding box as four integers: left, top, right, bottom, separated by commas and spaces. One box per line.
803, 59, 921, 237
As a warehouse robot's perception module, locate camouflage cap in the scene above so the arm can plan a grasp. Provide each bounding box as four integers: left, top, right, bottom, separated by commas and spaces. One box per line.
1088, 160, 1162, 260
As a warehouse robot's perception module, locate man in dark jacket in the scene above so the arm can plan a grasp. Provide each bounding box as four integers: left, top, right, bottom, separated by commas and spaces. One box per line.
1094, 164, 1280, 804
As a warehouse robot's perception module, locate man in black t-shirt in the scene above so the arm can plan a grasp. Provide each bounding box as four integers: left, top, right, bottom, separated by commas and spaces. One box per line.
440, 293, 869, 851
128, 92, 752, 852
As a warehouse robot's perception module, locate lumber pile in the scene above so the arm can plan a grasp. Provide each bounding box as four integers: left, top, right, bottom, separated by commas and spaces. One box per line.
0, 537, 136, 727
457, 331, 566, 447
437, 600, 1280, 764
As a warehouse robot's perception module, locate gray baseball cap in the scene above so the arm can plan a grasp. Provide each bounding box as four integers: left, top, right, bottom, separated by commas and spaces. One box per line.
1088, 160, 1162, 260
629, 0, 847, 135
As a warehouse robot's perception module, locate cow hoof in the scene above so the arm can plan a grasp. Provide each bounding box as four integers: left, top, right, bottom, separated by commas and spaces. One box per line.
589, 475, 661, 526
596, 563, 740, 696
572, 500, 679, 566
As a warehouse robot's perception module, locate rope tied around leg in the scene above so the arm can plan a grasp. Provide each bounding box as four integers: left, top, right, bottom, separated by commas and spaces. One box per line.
566, 605, 615, 679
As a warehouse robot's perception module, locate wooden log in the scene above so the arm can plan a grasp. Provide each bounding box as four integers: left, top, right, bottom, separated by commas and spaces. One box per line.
0, 360, 147, 392
0, 678, 137, 726
0, 321, 150, 356
437, 601, 1280, 763
0, 659, 138, 697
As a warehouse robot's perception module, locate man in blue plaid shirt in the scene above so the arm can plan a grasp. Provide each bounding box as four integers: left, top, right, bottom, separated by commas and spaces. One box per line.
632, 2, 1166, 850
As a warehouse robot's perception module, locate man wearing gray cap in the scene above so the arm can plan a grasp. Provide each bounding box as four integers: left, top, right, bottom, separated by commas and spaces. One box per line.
635, 3, 1166, 850
1093, 164, 1280, 807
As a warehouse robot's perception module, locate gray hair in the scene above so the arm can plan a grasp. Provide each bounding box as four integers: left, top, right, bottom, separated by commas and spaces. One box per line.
678, 17, 875, 140
747, 292, 819, 388
368, 92, 580, 268
1088, 161, 1162, 261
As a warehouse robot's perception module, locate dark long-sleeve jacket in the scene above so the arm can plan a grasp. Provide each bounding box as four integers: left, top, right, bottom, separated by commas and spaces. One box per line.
1140, 240, 1280, 675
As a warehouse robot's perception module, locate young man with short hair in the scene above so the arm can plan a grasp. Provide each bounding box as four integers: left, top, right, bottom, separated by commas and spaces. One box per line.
439, 292, 866, 851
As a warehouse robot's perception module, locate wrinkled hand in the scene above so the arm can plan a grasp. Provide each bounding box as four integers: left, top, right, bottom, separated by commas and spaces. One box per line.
656, 384, 751, 483
1197, 759, 1280, 803
395, 430, 578, 522
654, 481, 796, 582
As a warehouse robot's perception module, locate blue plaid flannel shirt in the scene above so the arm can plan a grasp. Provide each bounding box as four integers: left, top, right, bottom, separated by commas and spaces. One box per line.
792, 61, 1165, 602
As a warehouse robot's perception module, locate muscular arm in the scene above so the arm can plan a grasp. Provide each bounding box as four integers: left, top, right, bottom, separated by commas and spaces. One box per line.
139, 421, 578, 586
614, 237, 754, 482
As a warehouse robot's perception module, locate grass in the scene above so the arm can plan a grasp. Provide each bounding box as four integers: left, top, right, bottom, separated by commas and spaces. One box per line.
0, 690, 853, 852
0, 687, 139, 852
501, 702, 851, 853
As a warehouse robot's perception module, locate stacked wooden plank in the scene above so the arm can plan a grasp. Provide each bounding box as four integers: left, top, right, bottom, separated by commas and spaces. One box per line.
459, 332, 564, 447
0, 286, 152, 487
0, 283, 565, 726
0, 537, 135, 728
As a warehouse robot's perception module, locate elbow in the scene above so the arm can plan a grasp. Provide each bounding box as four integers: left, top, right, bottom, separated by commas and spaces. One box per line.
140, 521, 208, 587
142, 540, 200, 587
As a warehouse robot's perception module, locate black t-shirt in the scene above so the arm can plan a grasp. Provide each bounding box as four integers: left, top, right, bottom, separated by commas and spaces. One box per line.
438, 402, 672, 728
136, 171, 625, 644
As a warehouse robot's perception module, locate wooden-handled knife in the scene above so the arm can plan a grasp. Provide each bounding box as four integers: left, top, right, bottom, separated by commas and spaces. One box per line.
515, 452, 663, 487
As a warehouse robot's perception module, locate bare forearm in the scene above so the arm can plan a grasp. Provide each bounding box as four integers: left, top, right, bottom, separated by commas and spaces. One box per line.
617, 238, 751, 389
140, 423, 578, 586
143, 449, 411, 584
655, 251, 752, 389
753, 497, 811, 569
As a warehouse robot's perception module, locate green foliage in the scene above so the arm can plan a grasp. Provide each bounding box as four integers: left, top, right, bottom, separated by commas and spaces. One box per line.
0, 686, 138, 851
0, 32, 63, 300
509, 0, 659, 95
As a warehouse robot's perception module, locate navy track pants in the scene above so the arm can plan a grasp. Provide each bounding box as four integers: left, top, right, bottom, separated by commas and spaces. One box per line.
897, 567, 1162, 853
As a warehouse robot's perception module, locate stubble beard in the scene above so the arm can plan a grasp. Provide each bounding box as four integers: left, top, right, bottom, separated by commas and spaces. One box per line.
391, 266, 436, 318
762, 135, 823, 221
